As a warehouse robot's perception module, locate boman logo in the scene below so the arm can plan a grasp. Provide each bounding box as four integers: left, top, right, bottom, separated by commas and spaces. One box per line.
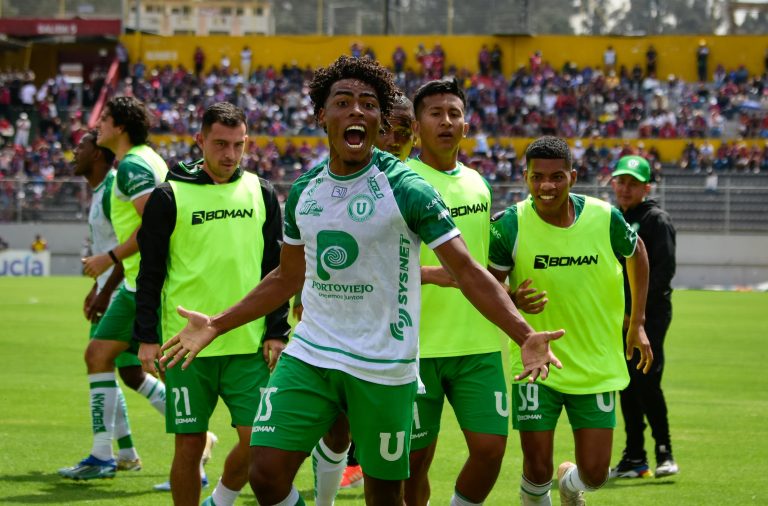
450, 202, 488, 218
191, 208, 253, 225
533, 254, 598, 269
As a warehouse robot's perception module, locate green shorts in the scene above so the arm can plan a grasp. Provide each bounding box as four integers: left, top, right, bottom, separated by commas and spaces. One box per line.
89, 321, 141, 368
511, 382, 617, 431
411, 352, 509, 451
164, 353, 269, 434
91, 285, 140, 354
251, 354, 417, 480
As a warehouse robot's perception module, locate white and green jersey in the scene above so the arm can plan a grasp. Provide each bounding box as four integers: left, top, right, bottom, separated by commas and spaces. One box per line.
283, 148, 459, 386
89, 169, 118, 292
111, 145, 168, 291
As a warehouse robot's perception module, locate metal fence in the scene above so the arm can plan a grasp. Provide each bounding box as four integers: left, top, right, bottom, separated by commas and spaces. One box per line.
2, 178, 767, 234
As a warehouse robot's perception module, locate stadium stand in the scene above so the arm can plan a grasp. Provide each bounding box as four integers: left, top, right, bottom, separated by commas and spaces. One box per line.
2, 36, 768, 233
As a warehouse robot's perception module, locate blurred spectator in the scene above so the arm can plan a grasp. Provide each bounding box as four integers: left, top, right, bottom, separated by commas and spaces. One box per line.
491, 44, 503, 75
220, 53, 231, 73
529, 50, 542, 73
0, 116, 14, 145
14, 113, 31, 147
240, 46, 252, 79
194, 46, 205, 76
697, 40, 709, 82
392, 46, 407, 73
363, 46, 376, 61
30, 233, 47, 252
20, 80, 36, 105
116, 42, 130, 79
350, 42, 362, 58
604, 45, 617, 73
478, 44, 491, 76
704, 168, 718, 193
431, 43, 446, 78
646, 45, 657, 77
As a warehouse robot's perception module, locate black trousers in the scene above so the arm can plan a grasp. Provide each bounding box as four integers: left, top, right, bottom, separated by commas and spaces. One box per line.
619, 317, 672, 462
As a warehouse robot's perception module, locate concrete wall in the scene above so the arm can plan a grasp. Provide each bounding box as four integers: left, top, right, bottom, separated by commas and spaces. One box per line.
1, 223, 766, 288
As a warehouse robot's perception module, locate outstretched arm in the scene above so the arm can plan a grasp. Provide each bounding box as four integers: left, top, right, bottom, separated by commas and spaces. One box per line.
433, 236, 564, 382
626, 237, 653, 373
161, 243, 306, 369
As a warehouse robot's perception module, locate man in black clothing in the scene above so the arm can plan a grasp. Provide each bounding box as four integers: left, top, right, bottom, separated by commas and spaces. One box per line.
609, 155, 678, 479
134, 102, 290, 506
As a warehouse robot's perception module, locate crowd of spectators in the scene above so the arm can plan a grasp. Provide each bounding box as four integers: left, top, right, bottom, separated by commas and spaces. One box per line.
3, 42, 768, 221
680, 139, 768, 173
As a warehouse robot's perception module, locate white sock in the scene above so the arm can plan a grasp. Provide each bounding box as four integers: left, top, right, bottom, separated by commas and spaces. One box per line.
114, 387, 139, 460
89, 372, 118, 461
563, 465, 599, 493
270, 486, 301, 506
311, 439, 349, 506
211, 478, 241, 506
137, 374, 166, 415
450, 491, 482, 506
520, 475, 552, 505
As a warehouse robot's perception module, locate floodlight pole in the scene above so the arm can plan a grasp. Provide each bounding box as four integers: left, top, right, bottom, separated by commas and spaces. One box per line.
384, 0, 389, 34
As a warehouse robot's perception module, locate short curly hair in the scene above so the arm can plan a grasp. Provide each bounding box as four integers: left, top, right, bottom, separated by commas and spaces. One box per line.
309, 55, 397, 127
525, 136, 573, 169
105, 96, 152, 146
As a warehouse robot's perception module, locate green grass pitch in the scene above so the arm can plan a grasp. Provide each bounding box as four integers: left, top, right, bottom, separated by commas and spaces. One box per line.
0, 277, 766, 505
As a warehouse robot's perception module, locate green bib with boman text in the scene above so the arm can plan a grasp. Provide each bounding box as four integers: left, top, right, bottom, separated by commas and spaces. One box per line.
111, 144, 168, 290
511, 196, 628, 394
166, 173, 266, 357
408, 158, 501, 357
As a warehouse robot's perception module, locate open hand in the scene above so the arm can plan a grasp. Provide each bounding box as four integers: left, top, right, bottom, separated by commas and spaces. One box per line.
515, 329, 565, 382
160, 306, 218, 370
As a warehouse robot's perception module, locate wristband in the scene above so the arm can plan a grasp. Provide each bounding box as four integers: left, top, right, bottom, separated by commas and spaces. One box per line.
108, 250, 119, 264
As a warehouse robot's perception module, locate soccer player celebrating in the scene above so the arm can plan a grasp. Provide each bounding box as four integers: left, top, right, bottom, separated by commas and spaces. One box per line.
610, 155, 678, 479
404, 77, 509, 506
60, 97, 168, 480
488, 136, 653, 505
161, 55, 563, 506
310, 93, 418, 505
134, 102, 290, 506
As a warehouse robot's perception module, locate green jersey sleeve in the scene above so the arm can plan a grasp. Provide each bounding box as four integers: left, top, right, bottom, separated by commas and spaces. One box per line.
610, 206, 638, 257
283, 163, 325, 242
102, 171, 114, 222
388, 164, 458, 248
116, 154, 160, 200
489, 206, 518, 271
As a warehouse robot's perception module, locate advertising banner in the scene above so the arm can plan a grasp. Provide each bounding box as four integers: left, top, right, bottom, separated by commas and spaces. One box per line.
0, 250, 50, 276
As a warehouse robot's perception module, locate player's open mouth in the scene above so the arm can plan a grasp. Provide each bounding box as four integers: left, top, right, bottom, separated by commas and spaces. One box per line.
344, 125, 366, 149
539, 195, 556, 201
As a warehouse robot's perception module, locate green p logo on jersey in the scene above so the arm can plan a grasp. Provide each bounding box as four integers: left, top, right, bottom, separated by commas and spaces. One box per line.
317, 230, 359, 281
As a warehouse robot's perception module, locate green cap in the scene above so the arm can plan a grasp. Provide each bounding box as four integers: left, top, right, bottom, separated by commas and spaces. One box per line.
612, 155, 651, 182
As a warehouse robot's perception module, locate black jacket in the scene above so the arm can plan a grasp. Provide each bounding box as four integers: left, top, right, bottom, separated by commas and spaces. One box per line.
133, 161, 290, 345
620, 198, 676, 323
